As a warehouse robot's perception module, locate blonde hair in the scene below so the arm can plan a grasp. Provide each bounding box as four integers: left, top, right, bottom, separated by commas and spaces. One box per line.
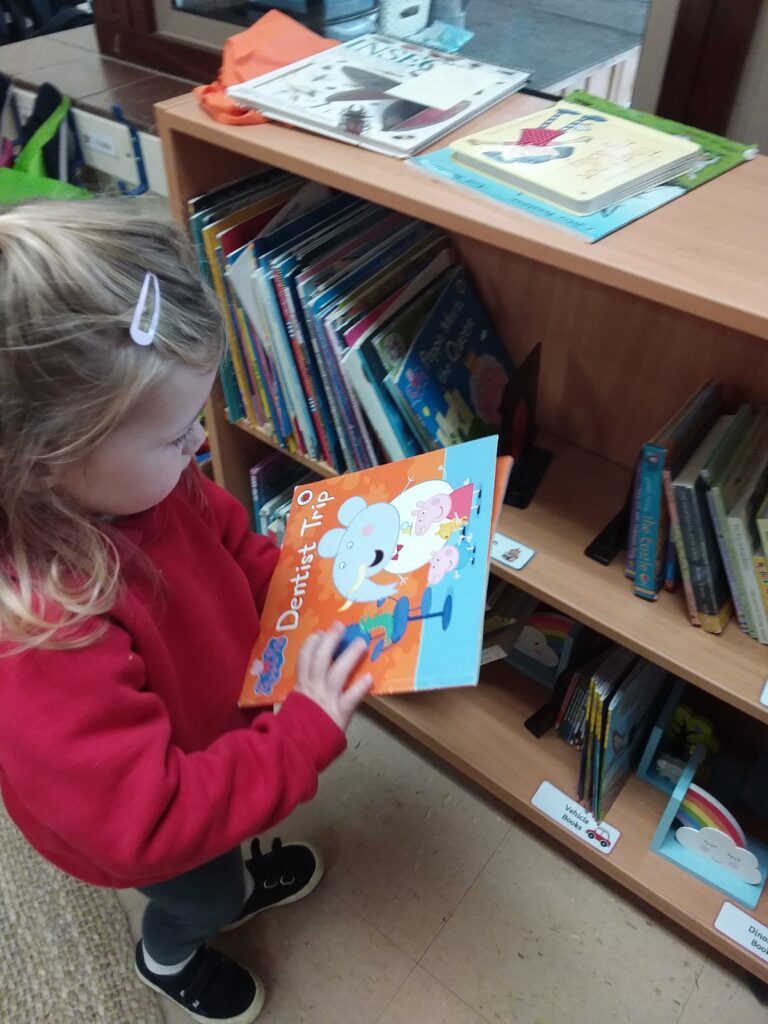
0, 197, 225, 651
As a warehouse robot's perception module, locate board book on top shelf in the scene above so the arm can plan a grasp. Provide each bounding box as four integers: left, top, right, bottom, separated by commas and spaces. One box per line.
239, 436, 511, 707
448, 101, 701, 215
226, 34, 530, 158
411, 94, 757, 242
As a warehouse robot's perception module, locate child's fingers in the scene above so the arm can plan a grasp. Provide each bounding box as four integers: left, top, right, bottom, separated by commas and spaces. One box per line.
296, 631, 321, 680
339, 673, 374, 716
328, 636, 368, 690
312, 622, 345, 680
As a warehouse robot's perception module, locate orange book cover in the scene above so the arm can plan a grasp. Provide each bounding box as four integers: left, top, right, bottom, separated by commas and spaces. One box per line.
239, 436, 510, 707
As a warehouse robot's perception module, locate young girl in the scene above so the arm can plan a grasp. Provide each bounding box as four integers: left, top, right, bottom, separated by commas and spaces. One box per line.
0, 198, 372, 1024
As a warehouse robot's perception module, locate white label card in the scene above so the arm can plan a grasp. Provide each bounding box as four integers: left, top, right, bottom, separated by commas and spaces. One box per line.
531, 781, 620, 856
714, 902, 768, 963
387, 66, 500, 110
490, 532, 535, 571
760, 679, 768, 708
81, 129, 118, 157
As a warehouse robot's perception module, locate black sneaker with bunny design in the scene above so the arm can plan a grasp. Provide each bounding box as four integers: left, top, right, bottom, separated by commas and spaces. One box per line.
223, 837, 324, 932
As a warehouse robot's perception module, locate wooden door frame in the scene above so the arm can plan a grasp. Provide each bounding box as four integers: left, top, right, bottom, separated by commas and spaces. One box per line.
92, 0, 220, 82
656, 0, 764, 134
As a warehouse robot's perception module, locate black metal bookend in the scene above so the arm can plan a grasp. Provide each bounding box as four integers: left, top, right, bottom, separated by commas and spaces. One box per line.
499, 342, 553, 509
583, 476, 635, 566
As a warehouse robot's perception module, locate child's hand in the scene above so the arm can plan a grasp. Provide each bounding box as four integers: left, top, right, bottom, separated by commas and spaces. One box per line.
295, 622, 373, 733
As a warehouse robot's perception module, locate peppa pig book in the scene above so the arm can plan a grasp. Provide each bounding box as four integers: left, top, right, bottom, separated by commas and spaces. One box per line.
239, 435, 511, 707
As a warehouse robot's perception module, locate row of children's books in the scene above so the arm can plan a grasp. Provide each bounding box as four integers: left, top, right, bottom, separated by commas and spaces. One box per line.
188, 169, 516, 473
414, 92, 757, 242
552, 644, 670, 820
627, 384, 768, 644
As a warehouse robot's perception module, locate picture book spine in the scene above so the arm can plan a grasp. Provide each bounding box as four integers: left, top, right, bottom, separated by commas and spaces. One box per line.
384, 373, 437, 452
219, 348, 245, 423
210, 250, 259, 426
662, 468, 679, 593
273, 266, 335, 466
254, 265, 310, 455
249, 465, 261, 528
319, 315, 379, 468
633, 444, 666, 599
554, 671, 580, 732
625, 459, 641, 580
754, 554, 768, 615
673, 482, 730, 633
758, 503, 768, 561
228, 293, 268, 427
304, 311, 358, 472
670, 519, 700, 626
706, 487, 755, 637
304, 304, 367, 471
340, 348, 414, 461
728, 514, 768, 643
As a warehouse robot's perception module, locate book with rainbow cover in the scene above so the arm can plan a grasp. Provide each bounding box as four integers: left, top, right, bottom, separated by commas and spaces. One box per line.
239, 436, 510, 707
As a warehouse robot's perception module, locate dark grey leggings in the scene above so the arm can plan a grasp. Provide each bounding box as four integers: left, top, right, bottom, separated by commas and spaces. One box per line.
138, 847, 245, 965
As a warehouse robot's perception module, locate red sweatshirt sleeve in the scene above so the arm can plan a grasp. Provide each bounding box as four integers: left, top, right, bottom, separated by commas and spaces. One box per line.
0, 624, 345, 885
202, 476, 280, 613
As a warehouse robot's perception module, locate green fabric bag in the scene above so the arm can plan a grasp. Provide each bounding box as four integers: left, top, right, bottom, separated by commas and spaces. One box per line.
0, 96, 89, 204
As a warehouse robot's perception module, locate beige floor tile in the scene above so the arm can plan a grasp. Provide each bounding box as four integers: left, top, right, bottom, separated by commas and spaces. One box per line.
422, 824, 706, 1024
678, 957, 766, 1024
119, 882, 414, 1024
213, 884, 415, 1024
378, 966, 490, 1024
258, 711, 511, 960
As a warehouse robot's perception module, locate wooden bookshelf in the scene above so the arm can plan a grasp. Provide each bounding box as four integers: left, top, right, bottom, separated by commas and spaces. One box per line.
157, 92, 768, 983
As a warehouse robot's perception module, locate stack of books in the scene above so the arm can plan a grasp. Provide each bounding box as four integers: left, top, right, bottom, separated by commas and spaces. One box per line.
413, 92, 757, 242
626, 384, 768, 645
189, 171, 516, 473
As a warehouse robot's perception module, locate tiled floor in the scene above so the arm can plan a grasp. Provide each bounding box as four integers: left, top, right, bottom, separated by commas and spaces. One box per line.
117, 711, 766, 1024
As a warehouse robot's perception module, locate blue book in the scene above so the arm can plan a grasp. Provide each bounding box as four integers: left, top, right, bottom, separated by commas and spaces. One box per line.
411, 146, 688, 243
633, 383, 720, 601
385, 266, 515, 447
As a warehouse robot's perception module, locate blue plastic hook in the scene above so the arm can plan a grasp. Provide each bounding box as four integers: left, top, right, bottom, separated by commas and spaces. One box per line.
111, 103, 148, 196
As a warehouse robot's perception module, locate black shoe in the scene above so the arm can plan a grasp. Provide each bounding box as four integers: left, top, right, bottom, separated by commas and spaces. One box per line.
222, 838, 324, 932
135, 942, 265, 1024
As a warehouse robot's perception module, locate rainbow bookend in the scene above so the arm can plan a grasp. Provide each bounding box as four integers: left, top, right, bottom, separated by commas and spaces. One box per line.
650, 746, 768, 909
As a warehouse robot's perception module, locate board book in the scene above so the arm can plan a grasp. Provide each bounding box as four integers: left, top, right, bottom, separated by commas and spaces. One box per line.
239, 436, 510, 707
449, 101, 702, 215
226, 34, 529, 158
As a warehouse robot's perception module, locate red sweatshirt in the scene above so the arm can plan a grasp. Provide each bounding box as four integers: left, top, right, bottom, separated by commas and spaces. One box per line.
0, 475, 346, 888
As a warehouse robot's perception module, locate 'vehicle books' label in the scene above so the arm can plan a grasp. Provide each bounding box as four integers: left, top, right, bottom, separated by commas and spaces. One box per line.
240, 436, 504, 706
531, 781, 620, 855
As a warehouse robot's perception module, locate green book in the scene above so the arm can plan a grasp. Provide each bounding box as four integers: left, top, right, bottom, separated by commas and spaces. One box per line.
701, 407, 768, 642
758, 490, 768, 563
565, 92, 758, 192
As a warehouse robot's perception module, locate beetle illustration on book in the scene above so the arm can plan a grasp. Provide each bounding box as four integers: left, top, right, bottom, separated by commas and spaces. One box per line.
239, 436, 509, 707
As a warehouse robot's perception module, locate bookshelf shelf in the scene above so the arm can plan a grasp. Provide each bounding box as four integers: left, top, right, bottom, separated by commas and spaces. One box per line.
375, 662, 768, 979
230, 418, 768, 723
157, 91, 768, 984
158, 96, 768, 340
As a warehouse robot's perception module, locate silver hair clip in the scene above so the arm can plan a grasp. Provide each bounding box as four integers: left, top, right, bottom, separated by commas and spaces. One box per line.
129, 271, 160, 347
